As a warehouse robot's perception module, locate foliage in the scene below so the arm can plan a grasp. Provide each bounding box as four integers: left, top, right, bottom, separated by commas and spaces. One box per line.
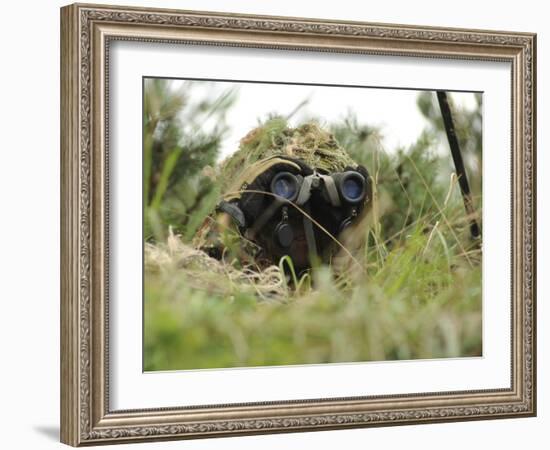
143, 79, 236, 242
143, 86, 483, 371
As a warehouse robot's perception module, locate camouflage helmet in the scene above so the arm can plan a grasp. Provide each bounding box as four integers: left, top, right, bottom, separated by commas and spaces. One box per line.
194, 118, 372, 273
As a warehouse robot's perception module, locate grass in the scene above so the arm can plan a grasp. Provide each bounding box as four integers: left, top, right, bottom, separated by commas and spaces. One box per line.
144, 203, 482, 371
142, 84, 483, 372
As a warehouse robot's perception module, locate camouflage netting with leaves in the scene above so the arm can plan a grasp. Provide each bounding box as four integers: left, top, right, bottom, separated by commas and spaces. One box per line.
218, 118, 358, 192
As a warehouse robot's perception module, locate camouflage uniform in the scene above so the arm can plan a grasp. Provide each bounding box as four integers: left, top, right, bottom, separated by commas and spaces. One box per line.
194, 119, 372, 273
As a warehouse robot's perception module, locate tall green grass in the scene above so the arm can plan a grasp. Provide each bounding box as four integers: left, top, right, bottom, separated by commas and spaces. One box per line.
144, 215, 481, 370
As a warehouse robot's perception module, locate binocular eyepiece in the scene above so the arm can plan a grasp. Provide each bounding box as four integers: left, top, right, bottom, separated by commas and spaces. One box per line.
270, 170, 367, 206
270, 172, 301, 202
330, 171, 367, 204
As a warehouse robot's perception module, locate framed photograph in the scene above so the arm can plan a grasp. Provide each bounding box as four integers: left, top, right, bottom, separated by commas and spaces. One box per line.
60, 3, 537, 446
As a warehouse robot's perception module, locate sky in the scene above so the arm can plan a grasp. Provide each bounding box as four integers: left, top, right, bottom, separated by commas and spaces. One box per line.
169, 79, 479, 161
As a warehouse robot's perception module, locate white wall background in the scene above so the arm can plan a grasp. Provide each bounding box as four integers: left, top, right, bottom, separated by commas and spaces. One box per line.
0, 0, 545, 449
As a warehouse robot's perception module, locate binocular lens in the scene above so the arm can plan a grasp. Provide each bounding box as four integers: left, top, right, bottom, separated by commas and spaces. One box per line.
342, 178, 363, 201
339, 172, 366, 203
271, 172, 299, 201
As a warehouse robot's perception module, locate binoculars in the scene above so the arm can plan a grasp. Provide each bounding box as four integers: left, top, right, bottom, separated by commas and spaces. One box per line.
215, 158, 371, 272
265, 169, 369, 256
270, 170, 368, 207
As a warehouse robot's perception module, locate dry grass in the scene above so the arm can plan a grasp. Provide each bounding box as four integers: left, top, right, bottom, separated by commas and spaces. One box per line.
146, 228, 287, 302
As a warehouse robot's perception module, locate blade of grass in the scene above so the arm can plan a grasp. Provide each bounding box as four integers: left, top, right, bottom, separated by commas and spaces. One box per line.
151, 147, 183, 210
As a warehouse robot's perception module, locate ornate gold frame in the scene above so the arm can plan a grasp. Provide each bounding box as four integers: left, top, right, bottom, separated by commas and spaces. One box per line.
60, 3, 536, 446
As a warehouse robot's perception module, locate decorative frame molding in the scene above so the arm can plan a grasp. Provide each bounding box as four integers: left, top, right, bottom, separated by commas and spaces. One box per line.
60, 3, 536, 446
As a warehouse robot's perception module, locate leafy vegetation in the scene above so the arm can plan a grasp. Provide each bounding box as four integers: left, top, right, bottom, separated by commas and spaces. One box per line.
143, 79, 236, 242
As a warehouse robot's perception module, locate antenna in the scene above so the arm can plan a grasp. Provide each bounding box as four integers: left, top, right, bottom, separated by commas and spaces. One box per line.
436, 91, 481, 242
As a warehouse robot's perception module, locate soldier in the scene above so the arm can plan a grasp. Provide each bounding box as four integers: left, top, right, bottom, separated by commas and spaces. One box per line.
194, 119, 373, 275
